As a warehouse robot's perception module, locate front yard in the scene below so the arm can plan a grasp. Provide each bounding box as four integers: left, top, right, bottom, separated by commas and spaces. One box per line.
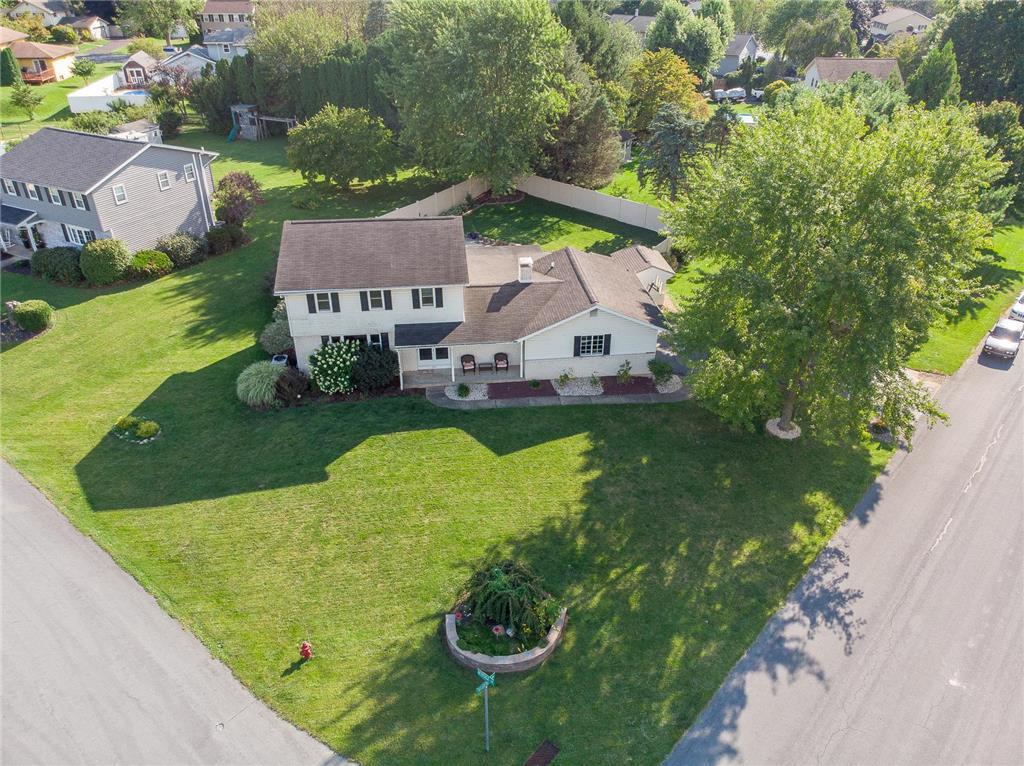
0, 130, 891, 765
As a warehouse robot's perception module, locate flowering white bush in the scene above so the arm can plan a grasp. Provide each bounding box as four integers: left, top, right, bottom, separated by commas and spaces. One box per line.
308, 340, 360, 394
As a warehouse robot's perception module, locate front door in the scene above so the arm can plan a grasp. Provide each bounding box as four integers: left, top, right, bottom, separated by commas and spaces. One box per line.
417, 347, 450, 369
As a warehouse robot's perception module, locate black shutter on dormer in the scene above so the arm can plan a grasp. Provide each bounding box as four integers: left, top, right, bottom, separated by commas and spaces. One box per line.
359, 291, 369, 311
435, 288, 443, 307
573, 336, 582, 357
412, 289, 420, 309
603, 334, 611, 355
383, 290, 392, 310
307, 294, 317, 313
330, 292, 340, 312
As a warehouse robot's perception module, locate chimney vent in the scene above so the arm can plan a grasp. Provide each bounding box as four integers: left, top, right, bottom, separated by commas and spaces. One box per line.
518, 256, 534, 284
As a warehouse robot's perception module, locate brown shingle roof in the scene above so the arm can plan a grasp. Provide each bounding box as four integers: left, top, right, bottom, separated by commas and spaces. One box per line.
274, 217, 470, 292
9, 40, 75, 60
809, 57, 902, 85
610, 245, 674, 276
202, 0, 253, 13
0, 25, 29, 45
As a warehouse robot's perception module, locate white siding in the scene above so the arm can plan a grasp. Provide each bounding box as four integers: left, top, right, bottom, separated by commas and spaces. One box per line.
284, 285, 465, 338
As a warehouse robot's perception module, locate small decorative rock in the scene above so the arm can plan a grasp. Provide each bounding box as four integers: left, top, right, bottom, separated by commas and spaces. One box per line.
655, 374, 684, 394
765, 417, 801, 440
553, 377, 603, 396
445, 383, 488, 401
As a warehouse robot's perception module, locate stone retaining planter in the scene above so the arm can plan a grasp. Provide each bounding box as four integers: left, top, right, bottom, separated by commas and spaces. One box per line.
444, 607, 568, 674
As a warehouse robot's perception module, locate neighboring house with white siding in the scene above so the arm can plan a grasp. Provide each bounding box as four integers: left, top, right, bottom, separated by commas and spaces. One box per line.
198, 0, 253, 34
803, 56, 902, 89
274, 217, 673, 387
870, 7, 932, 42
158, 44, 216, 80
6, 0, 68, 28
0, 128, 217, 253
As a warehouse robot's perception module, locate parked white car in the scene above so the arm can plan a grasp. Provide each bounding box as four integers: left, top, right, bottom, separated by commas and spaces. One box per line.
725, 87, 747, 102
1008, 289, 1024, 322
982, 318, 1024, 359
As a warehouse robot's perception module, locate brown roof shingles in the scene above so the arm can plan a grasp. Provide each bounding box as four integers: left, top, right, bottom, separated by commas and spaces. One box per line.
809, 57, 902, 84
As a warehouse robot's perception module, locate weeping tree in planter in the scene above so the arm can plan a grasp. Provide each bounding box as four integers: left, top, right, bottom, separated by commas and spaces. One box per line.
456, 560, 561, 652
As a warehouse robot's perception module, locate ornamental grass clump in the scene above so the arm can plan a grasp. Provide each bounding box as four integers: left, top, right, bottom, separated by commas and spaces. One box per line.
236, 361, 285, 408
308, 340, 360, 395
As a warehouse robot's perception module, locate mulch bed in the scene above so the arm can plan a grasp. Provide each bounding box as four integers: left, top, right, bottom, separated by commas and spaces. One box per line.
488, 379, 557, 399
2, 260, 31, 275
473, 189, 525, 206
0, 318, 38, 347
598, 376, 657, 395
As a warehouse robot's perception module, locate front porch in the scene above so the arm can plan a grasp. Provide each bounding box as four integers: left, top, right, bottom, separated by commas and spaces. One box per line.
402, 364, 523, 388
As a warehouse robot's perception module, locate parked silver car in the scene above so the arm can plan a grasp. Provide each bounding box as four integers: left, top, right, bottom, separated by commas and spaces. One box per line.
982, 318, 1024, 359
1008, 289, 1024, 322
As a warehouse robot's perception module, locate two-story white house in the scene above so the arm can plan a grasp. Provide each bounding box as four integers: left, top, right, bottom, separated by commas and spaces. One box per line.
274, 217, 674, 388
198, 0, 253, 35
0, 127, 217, 253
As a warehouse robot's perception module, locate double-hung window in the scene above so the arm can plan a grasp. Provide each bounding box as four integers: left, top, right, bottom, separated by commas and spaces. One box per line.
577, 335, 605, 356
184, 163, 196, 182
418, 288, 434, 307
1, 179, 15, 195
315, 292, 332, 311
70, 192, 87, 210
368, 290, 385, 309
63, 225, 95, 246
157, 171, 171, 191
112, 184, 128, 205
26, 184, 39, 201
48, 187, 62, 205
222, 44, 230, 53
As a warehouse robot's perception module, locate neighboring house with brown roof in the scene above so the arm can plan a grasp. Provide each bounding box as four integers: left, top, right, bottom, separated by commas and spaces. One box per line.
63, 14, 110, 39
803, 57, 902, 89
121, 50, 158, 86
0, 24, 29, 49
198, 0, 254, 35
273, 217, 674, 386
10, 39, 75, 83
870, 7, 932, 42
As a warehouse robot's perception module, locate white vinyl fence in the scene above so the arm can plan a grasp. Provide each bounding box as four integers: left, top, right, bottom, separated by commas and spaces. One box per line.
380, 177, 489, 219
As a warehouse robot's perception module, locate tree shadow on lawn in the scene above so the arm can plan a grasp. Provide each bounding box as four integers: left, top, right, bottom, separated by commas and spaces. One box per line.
947, 244, 1024, 323
310, 413, 878, 765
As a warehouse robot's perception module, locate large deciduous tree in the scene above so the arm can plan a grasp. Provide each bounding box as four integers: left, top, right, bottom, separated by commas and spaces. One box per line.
972, 101, 1024, 215
556, 0, 641, 83
383, 0, 570, 193
906, 40, 960, 108
846, 0, 886, 50
762, 0, 848, 51
116, 0, 203, 44
664, 102, 1005, 441
781, 4, 857, 66
286, 105, 397, 189
941, 0, 1024, 106
697, 0, 735, 48
646, 3, 725, 83
628, 48, 709, 134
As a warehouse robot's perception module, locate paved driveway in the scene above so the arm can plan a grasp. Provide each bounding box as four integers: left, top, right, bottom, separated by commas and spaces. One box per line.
1, 462, 350, 766
666, 345, 1024, 764
81, 38, 132, 62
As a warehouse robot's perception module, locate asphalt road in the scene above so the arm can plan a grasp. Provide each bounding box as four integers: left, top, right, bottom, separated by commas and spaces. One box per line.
667, 347, 1024, 764
1, 462, 349, 766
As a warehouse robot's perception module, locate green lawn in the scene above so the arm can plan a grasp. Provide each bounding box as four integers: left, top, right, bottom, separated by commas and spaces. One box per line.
0, 130, 892, 765
596, 156, 663, 207
0, 61, 123, 140
908, 220, 1024, 374
465, 194, 661, 253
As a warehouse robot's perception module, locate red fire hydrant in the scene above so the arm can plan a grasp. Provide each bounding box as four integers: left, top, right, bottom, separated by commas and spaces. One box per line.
300, 640, 313, 661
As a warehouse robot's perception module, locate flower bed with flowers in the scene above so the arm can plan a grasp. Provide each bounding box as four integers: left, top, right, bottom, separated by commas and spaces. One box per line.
111, 415, 161, 444
452, 560, 562, 657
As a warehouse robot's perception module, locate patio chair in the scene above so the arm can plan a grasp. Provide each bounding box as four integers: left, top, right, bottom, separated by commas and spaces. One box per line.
461, 354, 476, 375
494, 352, 509, 373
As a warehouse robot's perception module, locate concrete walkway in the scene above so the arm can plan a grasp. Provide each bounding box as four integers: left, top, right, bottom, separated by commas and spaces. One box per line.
1, 461, 350, 766
426, 386, 690, 410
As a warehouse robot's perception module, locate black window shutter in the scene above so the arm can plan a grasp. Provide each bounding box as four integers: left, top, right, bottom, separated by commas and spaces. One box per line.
411, 289, 420, 309
306, 294, 317, 313
320, 335, 329, 346
359, 291, 369, 311
43, 187, 52, 203
60, 224, 70, 241
573, 336, 582, 357
383, 290, 393, 310
435, 287, 443, 307
82, 194, 90, 211
603, 334, 611, 355
13, 182, 21, 196
58, 190, 66, 206
330, 292, 340, 312
381, 332, 390, 351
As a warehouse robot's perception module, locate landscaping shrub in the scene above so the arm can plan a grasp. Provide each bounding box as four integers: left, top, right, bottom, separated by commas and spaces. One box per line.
127, 249, 173, 279
351, 346, 399, 392
49, 24, 76, 43
272, 299, 288, 322
236, 361, 284, 408
115, 415, 140, 432
616, 360, 632, 384
157, 108, 184, 139
459, 561, 560, 640
135, 420, 160, 439
308, 340, 360, 395
11, 300, 55, 333
648, 358, 674, 385
275, 366, 310, 405
214, 171, 264, 226
457, 382, 470, 398
111, 415, 160, 441
30, 246, 82, 283
155, 232, 205, 268
259, 318, 293, 355
205, 224, 249, 255
80, 239, 131, 285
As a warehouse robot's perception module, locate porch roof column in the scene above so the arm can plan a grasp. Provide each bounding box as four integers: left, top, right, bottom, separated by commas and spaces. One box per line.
450, 350, 455, 383
24, 225, 37, 252
397, 348, 404, 390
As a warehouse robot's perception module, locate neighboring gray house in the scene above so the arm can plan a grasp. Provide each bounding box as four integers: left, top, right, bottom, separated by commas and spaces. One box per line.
608, 11, 657, 40
715, 33, 758, 76
0, 128, 217, 253
158, 44, 215, 80
202, 27, 251, 62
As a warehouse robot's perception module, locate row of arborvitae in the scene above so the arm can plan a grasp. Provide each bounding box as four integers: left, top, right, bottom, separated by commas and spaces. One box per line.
29, 226, 249, 287
236, 339, 400, 410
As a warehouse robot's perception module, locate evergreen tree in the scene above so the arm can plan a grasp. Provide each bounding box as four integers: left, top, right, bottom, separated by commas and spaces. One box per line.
637, 102, 706, 201
906, 40, 960, 109
1, 47, 22, 87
